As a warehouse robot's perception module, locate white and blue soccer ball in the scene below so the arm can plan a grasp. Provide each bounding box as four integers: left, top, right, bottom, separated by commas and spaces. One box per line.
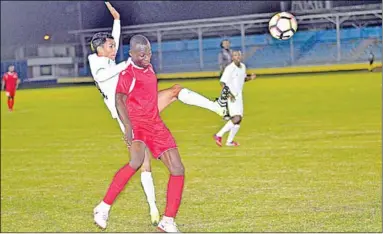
268, 12, 298, 40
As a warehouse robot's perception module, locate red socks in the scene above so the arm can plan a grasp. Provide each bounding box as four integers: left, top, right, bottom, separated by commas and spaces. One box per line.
103, 164, 137, 205
102, 165, 184, 218
164, 175, 185, 217
7, 98, 14, 110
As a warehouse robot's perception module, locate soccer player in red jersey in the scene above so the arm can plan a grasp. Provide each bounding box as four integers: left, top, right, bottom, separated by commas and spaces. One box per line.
91, 2, 226, 229
93, 35, 184, 232
2, 65, 20, 111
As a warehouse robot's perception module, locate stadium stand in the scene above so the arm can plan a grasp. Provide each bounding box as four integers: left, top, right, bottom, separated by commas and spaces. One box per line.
2, 5, 382, 80
119, 26, 382, 72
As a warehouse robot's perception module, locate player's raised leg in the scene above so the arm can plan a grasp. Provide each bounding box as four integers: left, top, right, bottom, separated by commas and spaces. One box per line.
157, 85, 179, 112
158, 148, 185, 233
213, 85, 231, 119
141, 149, 160, 225
159, 84, 226, 116
93, 141, 146, 229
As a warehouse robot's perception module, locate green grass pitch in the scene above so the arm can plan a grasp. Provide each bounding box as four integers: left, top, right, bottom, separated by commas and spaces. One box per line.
1, 72, 381, 232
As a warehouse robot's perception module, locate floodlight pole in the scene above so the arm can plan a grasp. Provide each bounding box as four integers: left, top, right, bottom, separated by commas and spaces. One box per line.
240, 24, 246, 56
290, 36, 294, 65
198, 28, 204, 69
77, 2, 87, 75
336, 15, 341, 62
81, 35, 87, 74
280, 1, 287, 11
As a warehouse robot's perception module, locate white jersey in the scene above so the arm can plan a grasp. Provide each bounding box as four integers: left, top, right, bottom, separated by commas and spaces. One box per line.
88, 20, 128, 119
220, 62, 247, 97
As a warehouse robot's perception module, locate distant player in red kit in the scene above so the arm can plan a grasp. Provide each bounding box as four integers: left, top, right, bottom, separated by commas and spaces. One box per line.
2, 65, 20, 111
93, 35, 184, 232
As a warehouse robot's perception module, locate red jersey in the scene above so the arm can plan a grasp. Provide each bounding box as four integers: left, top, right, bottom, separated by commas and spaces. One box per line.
116, 61, 160, 126
115, 59, 177, 158
2, 72, 18, 90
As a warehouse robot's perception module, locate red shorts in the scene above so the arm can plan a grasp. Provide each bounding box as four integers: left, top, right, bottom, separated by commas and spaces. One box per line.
5, 89, 15, 97
132, 121, 177, 159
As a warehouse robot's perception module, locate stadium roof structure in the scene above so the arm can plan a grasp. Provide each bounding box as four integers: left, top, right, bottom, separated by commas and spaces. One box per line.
69, 3, 382, 67
69, 3, 381, 39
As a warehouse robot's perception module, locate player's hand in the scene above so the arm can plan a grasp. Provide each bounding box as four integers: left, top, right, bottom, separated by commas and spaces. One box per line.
105, 2, 120, 20
123, 127, 133, 148
229, 93, 236, 102
250, 73, 256, 80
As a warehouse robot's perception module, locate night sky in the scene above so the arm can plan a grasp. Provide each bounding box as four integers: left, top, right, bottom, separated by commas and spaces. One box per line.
1, 1, 380, 46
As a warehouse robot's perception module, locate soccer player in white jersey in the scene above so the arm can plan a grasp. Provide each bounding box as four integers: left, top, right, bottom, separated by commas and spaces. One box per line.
213, 50, 256, 147
90, 2, 226, 229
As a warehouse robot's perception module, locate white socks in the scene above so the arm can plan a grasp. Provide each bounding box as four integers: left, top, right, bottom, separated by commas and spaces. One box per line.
217, 122, 241, 143
162, 215, 175, 223
227, 124, 240, 143
216, 120, 234, 137
178, 88, 220, 113
141, 171, 157, 210
98, 201, 111, 211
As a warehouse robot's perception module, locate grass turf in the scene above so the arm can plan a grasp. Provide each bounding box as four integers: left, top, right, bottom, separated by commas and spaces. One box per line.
1, 72, 381, 232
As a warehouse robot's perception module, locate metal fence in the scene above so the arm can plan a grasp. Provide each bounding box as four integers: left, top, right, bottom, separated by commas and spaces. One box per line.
2, 4, 382, 78
68, 4, 381, 74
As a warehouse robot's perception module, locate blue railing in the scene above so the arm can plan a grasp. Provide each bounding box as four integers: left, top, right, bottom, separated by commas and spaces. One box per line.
3, 26, 381, 78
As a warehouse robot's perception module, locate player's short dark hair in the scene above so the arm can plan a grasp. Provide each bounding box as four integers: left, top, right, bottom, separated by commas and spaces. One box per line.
220, 39, 230, 48
90, 32, 114, 53
130, 34, 150, 49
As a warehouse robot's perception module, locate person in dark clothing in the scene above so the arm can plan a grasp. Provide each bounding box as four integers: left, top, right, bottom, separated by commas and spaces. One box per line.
368, 51, 375, 72
218, 39, 232, 76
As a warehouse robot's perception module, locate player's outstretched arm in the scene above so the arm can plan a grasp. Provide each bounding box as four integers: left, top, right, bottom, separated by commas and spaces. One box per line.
116, 93, 132, 147
105, 2, 121, 51
105, 2, 120, 20
92, 60, 129, 82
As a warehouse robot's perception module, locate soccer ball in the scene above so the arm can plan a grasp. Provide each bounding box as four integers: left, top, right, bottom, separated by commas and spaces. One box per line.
268, 12, 298, 40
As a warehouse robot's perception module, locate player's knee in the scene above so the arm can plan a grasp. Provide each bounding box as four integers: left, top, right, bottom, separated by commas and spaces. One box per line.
231, 115, 242, 124
129, 145, 145, 170
169, 161, 185, 176
170, 162, 185, 176
130, 157, 144, 170
171, 84, 183, 97
141, 158, 151, 172
140, 164, 151, 172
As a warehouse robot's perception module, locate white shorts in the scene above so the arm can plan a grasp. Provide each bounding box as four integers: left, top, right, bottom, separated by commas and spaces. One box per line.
228, 95, 243, 117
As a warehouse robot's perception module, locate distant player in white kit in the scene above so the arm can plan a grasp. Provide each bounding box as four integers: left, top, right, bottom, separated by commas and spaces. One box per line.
213, 50, 256, 147
89, 2, 226, 229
